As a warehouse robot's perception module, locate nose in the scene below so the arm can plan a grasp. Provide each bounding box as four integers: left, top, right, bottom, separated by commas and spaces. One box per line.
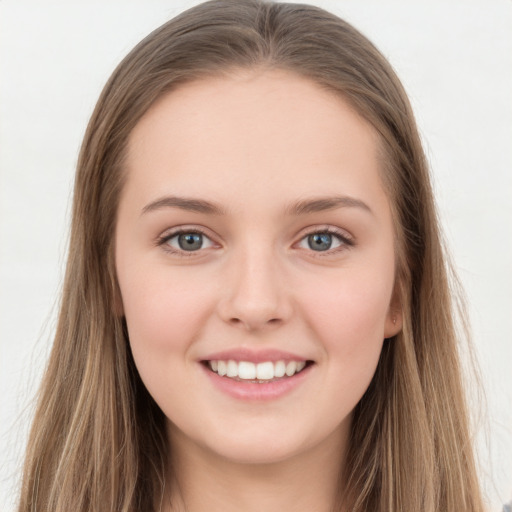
216, 246, 293, 332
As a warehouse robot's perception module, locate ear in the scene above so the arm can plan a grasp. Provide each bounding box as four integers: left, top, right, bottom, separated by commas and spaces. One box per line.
384, 285, 402, 338
384, 309, 402, 338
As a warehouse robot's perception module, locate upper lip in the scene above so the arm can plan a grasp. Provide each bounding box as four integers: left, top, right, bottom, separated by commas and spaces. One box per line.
201, 348, 312, 364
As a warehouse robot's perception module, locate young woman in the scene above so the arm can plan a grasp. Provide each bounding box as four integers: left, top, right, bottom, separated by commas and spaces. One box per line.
16, 1, 486, 510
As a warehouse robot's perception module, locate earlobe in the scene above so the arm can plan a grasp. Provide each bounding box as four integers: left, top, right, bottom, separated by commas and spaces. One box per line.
384, 309, 402, 338
384, 282, 403, 338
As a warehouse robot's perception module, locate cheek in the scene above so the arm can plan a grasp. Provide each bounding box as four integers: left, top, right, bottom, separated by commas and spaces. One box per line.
297, 265, 393, 375
117, 266, 221, 414
294, 270, 391, 422
302, 267, 392, 334
118, 265, 215, 360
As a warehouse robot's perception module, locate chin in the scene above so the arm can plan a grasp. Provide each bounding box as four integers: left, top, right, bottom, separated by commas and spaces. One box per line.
197, 419, 334, 466
208, 438, 305, 466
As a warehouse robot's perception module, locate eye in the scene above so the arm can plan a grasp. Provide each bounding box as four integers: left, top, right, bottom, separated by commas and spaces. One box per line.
297, 229, 353, 253
159, 230, 215, 253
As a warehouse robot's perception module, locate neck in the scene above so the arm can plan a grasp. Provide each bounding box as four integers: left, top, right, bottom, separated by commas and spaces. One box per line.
164, 426, 348, 512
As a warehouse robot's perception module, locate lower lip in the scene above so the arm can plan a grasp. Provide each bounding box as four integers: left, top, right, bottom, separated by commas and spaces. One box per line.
201, 363, 313, 401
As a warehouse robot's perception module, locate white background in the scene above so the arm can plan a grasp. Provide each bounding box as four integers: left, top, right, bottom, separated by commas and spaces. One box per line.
1, 1, 511, 510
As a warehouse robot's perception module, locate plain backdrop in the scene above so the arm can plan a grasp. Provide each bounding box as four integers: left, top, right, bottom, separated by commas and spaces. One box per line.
1, 1, 511, 510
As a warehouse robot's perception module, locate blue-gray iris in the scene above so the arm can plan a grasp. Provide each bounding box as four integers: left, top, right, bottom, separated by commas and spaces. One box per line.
179, 233, 203, 251
308, 233, 332, 251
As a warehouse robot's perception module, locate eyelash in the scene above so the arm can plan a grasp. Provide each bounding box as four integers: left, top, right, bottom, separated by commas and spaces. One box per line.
156, 226, 354, 257
297, 226, 354, 257
156, 227, 213, 257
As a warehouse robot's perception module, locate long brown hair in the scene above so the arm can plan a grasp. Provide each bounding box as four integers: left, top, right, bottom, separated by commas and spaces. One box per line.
17, 1, 485, 510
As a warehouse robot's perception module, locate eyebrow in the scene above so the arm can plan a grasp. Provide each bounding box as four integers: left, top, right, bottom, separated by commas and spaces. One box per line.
140, 194, 372, 217
141, 196, 226, 216
286, 195, 373, 216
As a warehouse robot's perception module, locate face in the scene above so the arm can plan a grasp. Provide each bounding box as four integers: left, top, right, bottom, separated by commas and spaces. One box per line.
115, 69, 401, 466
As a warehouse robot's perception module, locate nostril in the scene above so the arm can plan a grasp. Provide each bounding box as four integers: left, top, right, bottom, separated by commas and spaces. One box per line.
227, 316, 282, 330
229, 317, 242, 324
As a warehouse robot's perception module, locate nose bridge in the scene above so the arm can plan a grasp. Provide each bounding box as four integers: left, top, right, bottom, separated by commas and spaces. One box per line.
219, 237, 292, 330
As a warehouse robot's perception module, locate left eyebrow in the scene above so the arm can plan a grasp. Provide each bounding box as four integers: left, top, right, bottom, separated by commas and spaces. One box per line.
141, 195, 226, 216
286, 196, 373, 216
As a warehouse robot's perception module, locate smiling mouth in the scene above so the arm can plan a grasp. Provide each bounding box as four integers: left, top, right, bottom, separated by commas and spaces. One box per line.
203, 359, 314, 383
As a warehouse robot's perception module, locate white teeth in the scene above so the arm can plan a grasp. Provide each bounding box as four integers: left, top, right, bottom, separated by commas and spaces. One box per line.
274, 360, 286, 378
238, 361, 256, 379
285, 361, 297, 376
226, 360, 238, 377
207, 359, 308, 380
256, 361, 274, 380
217, 360, 227, 376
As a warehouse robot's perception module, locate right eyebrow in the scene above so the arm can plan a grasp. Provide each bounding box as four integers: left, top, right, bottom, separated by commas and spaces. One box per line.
286, 195, 373, 216
140, 195, 226, 216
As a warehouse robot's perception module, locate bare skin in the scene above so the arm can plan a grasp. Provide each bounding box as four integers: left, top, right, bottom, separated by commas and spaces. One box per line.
166, 422, 346, 512
115, 68, 402, 512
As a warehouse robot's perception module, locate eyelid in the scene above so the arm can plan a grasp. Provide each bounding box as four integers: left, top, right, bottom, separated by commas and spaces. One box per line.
294, 225, 354, 255
154, 224, 354, 257
156, 225, 219, 256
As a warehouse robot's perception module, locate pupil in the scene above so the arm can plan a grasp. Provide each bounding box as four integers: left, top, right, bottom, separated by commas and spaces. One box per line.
178, 233, 202, 251
308, 233, 332, 251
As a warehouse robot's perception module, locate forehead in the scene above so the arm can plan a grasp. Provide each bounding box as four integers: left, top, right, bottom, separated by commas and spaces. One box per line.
123, 69, 388, 216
